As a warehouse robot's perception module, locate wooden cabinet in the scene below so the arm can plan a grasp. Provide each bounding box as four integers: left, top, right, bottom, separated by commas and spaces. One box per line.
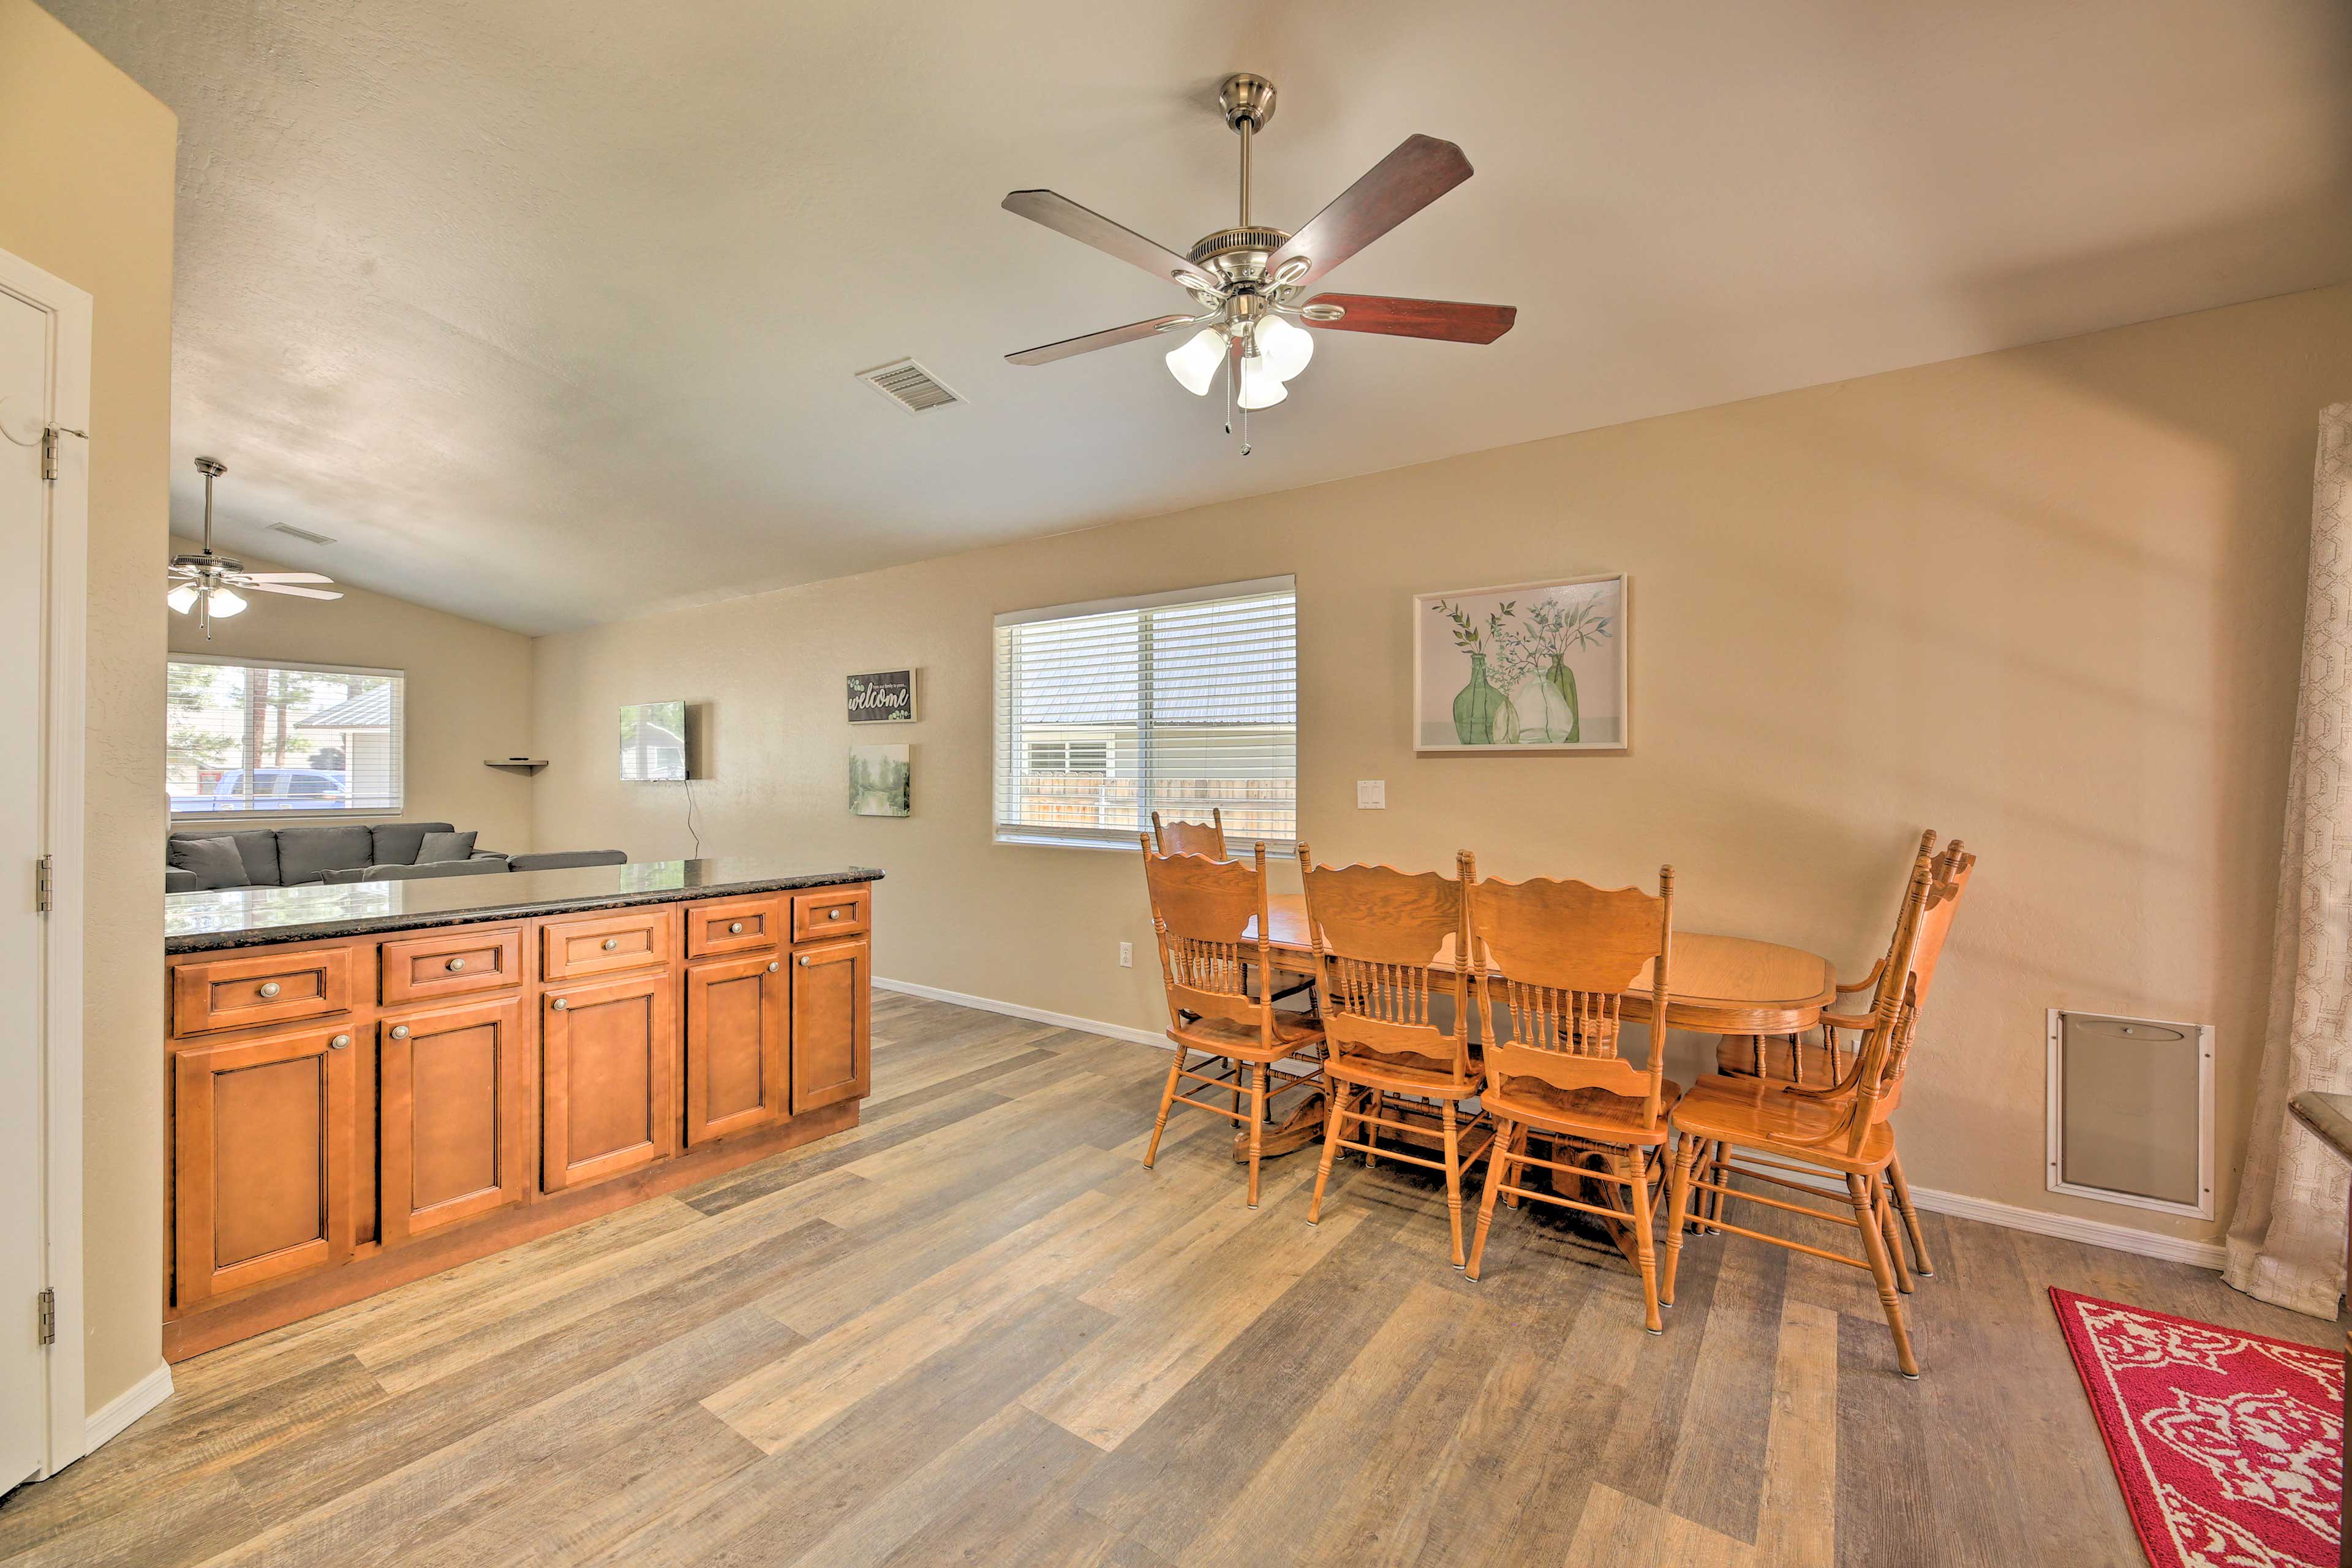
379, 999, 529, 1243
790, 937, 870, 1113
172, 944, 353, 1035
685, 895, 783, 959
381, 925, 524, 1008
684, 955, 788, 1145
540, 971, 677, 1192
172, 1023, 355, 1306
541, 908, 669, 984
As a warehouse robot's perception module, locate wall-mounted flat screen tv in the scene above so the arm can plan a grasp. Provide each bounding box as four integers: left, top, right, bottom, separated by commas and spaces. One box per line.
620, 701, 690, 782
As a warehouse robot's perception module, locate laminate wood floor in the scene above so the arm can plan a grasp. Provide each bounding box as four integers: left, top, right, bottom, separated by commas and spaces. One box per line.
3, 991, 2340, 1567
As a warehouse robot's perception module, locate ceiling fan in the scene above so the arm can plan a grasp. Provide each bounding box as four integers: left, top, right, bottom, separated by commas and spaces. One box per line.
168, 457, 343, 638
1001, 72, 1517, 453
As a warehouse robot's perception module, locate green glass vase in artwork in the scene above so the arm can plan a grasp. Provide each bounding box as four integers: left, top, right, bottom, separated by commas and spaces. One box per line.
1547, 654, 1581, 743
1452, 654, 1519, 745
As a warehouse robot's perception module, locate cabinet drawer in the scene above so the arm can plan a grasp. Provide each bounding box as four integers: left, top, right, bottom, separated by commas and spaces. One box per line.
540, 908, 670, 982
381, 925, 524, 1006
685, 895, 783, 959
173, 946, 355, 1037
790, 885, 869, 942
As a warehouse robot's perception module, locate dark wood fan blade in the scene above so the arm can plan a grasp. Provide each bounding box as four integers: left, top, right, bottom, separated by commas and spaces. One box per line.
1265, 136, 1473, 288
1304, 293, 1517, 344
1001, 191, 1215, 292
1006, 315, 1193, 366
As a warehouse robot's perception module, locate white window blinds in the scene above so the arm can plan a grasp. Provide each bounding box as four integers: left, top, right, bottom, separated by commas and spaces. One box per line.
168, 656, 406, 818
993, 576, 1297, 851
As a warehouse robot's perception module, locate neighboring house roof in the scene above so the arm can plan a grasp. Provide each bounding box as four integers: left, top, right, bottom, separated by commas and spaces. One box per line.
295, 685, 393, 731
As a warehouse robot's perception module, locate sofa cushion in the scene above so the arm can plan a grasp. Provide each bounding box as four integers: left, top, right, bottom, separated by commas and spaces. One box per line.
370, 822, 456, 867
167, 835, 251, 890
274, 824, 375, 884
171, 827, 282, 886
317, 866, 369, 885
417, 829, 477, 864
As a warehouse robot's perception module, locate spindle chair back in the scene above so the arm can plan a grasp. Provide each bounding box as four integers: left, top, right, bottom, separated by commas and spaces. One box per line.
1151, 808, 1227, 861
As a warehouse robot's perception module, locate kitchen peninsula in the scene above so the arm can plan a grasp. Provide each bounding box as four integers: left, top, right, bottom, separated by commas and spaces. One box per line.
162, 858, 882, 1359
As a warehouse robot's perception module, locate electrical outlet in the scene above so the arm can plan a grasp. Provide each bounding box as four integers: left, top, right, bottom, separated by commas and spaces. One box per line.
1357, 780, 1387, 809
1118, 941, 1133, 968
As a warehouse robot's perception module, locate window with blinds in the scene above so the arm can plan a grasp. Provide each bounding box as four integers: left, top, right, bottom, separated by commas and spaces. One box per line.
993, 576, 1297, 851
167, 656, 406, 818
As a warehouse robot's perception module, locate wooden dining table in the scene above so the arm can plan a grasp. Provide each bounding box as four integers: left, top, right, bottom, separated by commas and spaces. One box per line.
1250, 894, 1838, 1037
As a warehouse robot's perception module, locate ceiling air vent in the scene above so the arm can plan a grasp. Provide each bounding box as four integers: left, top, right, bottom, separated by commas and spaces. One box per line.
856, 358, 964, 415
268, 521, 336, 546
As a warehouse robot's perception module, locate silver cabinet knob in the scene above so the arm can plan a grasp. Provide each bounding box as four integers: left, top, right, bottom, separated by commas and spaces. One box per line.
551, 997, 570, 1011
828, 908, 843, 920
446, 957, 466, 972
329, 1034, 350, 1050
390, 1024, 410, 1040
797, 954, 811, 967
601, 937, 619, 951
767, 960, 780, 973
728, 921, 744, 935
258, 981, 281, 998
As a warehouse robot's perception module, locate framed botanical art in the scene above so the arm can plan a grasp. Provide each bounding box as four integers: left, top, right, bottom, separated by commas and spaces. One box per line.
1412, 573, 1628, 752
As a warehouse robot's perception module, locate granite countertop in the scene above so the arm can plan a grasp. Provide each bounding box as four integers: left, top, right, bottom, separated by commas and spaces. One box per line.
165, 857, 884, 953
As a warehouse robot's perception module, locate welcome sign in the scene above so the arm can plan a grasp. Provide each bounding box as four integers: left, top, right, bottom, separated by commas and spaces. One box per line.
846, 668, 918, 724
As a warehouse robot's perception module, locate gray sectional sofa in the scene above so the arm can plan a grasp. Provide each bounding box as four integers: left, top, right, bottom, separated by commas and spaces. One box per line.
167, 821, 509, 892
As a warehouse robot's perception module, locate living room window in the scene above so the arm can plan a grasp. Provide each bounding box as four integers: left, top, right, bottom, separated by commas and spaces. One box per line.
168, 655, 406, 819
992, 576, 1297, 851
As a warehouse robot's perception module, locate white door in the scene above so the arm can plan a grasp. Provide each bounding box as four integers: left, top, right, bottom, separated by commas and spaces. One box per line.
0, 278, 58, 1484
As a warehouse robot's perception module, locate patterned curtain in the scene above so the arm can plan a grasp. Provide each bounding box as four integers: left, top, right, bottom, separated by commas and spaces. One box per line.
2225, 402, 2352, 1318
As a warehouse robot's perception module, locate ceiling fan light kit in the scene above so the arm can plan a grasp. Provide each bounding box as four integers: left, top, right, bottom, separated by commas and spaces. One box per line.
1002, 72, 1517, 454
166, 456, 344, 637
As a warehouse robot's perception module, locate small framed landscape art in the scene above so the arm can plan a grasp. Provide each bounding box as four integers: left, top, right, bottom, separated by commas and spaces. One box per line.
1413, 573, 1628, 752
849, 744, 911, 816
846, 668, 918, 724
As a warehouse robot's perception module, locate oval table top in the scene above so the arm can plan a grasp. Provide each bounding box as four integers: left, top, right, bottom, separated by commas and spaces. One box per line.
1250, 893, 1837, 1036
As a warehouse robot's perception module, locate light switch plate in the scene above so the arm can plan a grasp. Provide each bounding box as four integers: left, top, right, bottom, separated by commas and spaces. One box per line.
1357, 780, 1386, 809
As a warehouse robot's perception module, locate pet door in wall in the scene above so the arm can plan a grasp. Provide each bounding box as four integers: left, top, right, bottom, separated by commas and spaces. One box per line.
2045, 1010, 2214, 1220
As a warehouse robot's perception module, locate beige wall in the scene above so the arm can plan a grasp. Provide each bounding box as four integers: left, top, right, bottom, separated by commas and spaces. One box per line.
167, 536, 535, 853
0, 1, 176, 1415
537, 281, 2352, 1247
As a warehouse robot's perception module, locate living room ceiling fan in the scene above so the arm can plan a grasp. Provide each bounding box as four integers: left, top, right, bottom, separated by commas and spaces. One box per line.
167, 457, 343, 638
1001, 72, 1517, 454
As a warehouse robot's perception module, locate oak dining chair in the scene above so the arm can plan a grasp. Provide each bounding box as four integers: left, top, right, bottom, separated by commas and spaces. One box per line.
1662, 834, 1940, 1378
1463, 865, 1679, 1333
1298, 846, 1496, 1267
1702, 834, 1975, 1278
1151, 808, 1227, 859
1139, 839, 1329, 1207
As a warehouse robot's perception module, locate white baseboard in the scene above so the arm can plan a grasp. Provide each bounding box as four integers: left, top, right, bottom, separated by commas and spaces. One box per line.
1906, 1185, 2225, 1270
83, 1362, 172, 1454
872, 977, 1166, 1050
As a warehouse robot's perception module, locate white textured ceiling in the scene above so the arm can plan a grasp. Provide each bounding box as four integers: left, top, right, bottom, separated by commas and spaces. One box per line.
49, 0, 2352, 634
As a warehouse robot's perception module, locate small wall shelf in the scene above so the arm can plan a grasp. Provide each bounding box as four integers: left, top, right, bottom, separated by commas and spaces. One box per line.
484, 758, 549, 774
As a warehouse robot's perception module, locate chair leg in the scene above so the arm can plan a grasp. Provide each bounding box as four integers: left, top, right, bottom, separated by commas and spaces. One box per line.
1887, 1152, 1935, 1276
1625, 1147, 1663, 1334
1245, 1062, 1268, 1208
1466, 1118, 1515, 1282
1144, 1046, 1186, 1168
1848, 1172, 1921, 1378
1363, 1090, 1380, 1171
1442, 1099, 1465, 1269
1663, 1136, 1699, 1305
1705, 1140, 1730, 1232
1307, 1078, 1348, 1226
1879, 1186, 1913, 1295
1504, 1123, 1527, 1210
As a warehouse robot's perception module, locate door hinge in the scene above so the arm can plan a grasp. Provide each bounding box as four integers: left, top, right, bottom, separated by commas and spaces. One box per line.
35, 854, 52, 914
40, 428, 56, 481
36, 1289, 54, 1347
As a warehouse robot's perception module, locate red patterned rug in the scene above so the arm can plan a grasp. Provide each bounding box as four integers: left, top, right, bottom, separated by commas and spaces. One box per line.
2051, 1287, 2343, 1567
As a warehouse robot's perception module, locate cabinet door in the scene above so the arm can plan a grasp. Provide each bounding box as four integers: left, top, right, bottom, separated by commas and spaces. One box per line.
790, 938, 870, 1114
173, 1025, 355, 1308
685, 956, 787, 1145
541, 972, 677, 1192
379, 999, 530, 1243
